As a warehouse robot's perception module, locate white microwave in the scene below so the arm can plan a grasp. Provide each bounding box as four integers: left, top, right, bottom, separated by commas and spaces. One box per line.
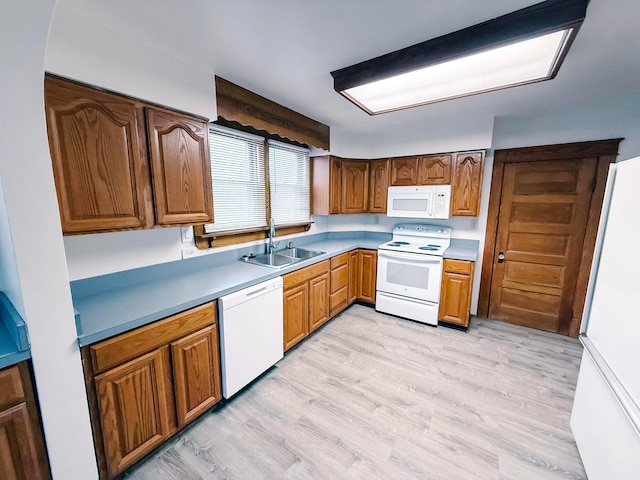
387, 185, 451, 219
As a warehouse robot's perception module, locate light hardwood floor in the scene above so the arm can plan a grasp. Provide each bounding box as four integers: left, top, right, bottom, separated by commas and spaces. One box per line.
125, 304, 586, 480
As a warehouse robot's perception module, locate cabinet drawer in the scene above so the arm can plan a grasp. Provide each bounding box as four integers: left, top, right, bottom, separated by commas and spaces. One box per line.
330, 252, 349, 269
330, 287, 348, 315
90, 301, 216, 374
0, 365, 25, 409
443, 259, 473, 275
284, 260, 330, 289
330, 263, 349, 293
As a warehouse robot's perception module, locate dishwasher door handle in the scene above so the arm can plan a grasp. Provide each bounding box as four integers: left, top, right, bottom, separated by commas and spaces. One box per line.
246, 286, 268, 297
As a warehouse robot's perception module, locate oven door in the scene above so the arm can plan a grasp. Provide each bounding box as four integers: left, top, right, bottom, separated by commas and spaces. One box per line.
376, 249, 443, 303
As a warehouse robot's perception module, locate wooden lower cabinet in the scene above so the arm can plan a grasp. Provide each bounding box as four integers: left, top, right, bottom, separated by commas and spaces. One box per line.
348, 250, 359, 304
283, 260, 330, 351
358, 250, 378, 304
95, 348, 175, 477
0, 362, 51, 480
329, 252, 349, 316
85, 302, 221, 479
439, 259, 474, 328
283, 283, 309, 350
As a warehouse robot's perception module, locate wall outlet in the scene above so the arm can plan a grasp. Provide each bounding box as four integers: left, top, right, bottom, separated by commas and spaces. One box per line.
471, 219, 478, 229
373, 215, 380, 225
181, 247, 197, 259
180, 226, 194, 243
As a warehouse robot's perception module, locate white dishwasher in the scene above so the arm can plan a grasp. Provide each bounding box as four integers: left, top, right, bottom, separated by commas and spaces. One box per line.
218, 276, 283, 398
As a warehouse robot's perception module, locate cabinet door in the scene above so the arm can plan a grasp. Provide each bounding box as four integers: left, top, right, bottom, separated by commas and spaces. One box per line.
95, 347, 175, 478
348, 250, 359, 304
330, 156, 342, 214
283, 283, 309, 351
146, 107, 213, 225
0, 403, 48, 480
451, 151, 484, 216
171, 325, 221, 428
309, 272, 330, 332
358, 250, 378, 304
390, 157, 418, 186
341, 160, 369, 213
439, 271, 472, 327
44, 76, 151, 233
418, 154, 452, 185
369, 159, 389, 213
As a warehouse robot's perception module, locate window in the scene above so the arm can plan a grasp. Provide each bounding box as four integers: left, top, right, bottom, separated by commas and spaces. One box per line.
205, 126, 266, 234
202, 126, 310, 239
268, 140, 311, 227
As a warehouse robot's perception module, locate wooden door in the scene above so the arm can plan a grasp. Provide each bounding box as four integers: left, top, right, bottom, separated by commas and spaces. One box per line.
451, 151, 484, 216
417, 154, 451, 185
171, 325, 221, 427
283, 284, 309, 351
309, 273, 330, 332
368, 159, 389, 213
146, 107, 213, 225
341, 160, 369, 213
348, 250, 359, 304
44, 76, 152, 233
489, 159, 597, 333
358, 250, 377, 303
95, 347, 175, 478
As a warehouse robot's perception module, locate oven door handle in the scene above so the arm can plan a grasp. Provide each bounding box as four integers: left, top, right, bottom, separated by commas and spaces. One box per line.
378, 249, 443, 263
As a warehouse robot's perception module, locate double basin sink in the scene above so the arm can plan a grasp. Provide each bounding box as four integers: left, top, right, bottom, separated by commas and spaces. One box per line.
241, 247, 325, 269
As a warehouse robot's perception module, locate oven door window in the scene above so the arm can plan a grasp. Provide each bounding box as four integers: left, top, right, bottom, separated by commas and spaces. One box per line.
377, 251, 442, 303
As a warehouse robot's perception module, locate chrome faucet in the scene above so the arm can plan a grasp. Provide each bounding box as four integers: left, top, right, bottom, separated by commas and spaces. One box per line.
267, 217, 277, 254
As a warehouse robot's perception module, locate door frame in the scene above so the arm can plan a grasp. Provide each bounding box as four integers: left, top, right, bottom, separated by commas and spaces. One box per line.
478, 139, 622, 336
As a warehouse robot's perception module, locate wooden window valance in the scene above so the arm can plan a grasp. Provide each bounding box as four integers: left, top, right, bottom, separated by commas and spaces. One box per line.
215, 76, 330, 151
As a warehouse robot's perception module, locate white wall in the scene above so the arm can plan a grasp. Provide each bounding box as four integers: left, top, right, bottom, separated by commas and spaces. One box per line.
0, 0, 99, 478
0, 178, 23, 313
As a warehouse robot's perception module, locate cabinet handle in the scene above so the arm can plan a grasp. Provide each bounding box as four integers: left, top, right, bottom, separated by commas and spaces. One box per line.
497, 252, 505, 263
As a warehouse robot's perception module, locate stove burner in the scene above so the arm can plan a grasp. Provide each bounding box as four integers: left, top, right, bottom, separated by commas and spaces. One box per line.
387, 241, 410, 247
418, 246, 439, 251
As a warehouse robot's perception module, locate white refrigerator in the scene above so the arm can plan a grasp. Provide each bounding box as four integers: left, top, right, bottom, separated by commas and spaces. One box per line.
571, 156, 640, 479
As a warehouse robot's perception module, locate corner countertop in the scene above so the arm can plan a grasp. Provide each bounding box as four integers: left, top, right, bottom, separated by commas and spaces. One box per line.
71, 231, 481, 347
0, 293, 31, 370
444, 238, 480, 262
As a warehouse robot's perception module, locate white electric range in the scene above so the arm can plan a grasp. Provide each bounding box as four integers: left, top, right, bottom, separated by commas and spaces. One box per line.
376, 224, 451, 326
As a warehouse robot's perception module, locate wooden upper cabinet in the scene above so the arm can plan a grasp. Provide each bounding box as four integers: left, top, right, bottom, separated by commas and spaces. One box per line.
146, 108, 213, 225
44, 76, 151, 233
390, 157, 418, 186
418, 154, 452, 185
369, 159, 389, 213
451, 151, 484, 216
341, 160, 369, 213
311, 155, 341, 215
44, 75, 214, 234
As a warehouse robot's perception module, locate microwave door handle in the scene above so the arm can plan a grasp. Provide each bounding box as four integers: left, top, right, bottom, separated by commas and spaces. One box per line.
378, 250, 442, 263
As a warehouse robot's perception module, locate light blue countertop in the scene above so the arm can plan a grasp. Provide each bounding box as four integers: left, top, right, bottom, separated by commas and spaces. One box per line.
71, 231, 480, 346
445, 238, 480, 262
0, 293, 31, 370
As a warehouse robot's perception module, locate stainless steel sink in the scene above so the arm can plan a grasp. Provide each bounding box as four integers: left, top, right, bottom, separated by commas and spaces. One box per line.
278, 247, 325, 259
241, 253, 300, 269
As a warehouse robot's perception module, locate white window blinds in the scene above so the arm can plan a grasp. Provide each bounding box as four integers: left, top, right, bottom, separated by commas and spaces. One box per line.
268, 140, 311, 227
204, 126, 266, 233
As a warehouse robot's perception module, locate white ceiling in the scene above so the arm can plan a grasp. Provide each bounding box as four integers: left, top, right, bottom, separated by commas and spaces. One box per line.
55, 0, 640, 147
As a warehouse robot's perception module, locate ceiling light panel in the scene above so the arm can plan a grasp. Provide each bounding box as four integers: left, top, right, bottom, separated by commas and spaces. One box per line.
331, 0, 588, 115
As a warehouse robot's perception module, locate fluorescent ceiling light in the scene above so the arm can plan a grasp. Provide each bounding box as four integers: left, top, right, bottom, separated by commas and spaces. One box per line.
331, 0, 588, 115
